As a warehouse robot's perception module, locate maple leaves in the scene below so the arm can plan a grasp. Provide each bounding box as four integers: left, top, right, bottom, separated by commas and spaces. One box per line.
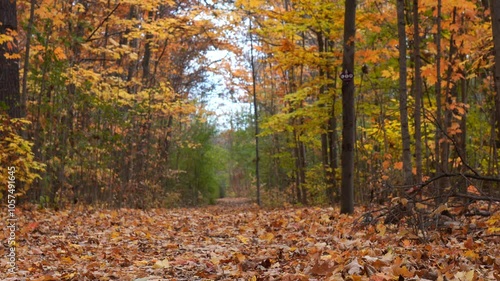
1, 204, 498, 280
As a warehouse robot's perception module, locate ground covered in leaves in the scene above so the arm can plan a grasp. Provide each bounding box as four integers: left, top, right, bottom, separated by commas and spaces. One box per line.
1, 201, 499, 281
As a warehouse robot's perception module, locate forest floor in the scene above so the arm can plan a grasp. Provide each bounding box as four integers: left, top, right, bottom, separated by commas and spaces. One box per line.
0, 200, 499, 281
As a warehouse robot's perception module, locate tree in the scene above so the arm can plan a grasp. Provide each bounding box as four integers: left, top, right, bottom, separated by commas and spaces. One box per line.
340, 0, 356, 214
397, 0, 413, 185
491, 0, 500, 144
249, 16, 261, 206
413, 0, 423, 183
0, 0, 21, 118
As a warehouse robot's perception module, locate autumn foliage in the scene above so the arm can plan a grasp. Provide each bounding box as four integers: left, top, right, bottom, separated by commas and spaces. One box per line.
0, 203, 499, 280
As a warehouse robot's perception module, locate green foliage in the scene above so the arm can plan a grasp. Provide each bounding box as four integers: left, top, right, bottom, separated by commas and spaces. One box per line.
173, 120, 224, 205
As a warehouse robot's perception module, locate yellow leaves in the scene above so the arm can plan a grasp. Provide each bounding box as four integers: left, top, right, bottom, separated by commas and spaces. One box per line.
0, 34, 13, 44
152, 258, 170, 269
259, 232, 274, 242
237, 235, 250, 244
109, 38, 120, 47
234, 252, 246, 263
74, 3, 86, 12
376, 222, 386, 236
453, 270, 476, 281
235, 0, 266, 11
430, 204, 448, 217
110, 231, 121, 240
485, 213, 500, 234
381, 67, 399, 81
4, 52, 21, 59
129, 52, 139, 61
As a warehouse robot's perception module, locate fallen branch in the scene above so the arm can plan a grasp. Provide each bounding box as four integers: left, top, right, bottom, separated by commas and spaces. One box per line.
404, 173, 500, 196
452, 193, 500, 203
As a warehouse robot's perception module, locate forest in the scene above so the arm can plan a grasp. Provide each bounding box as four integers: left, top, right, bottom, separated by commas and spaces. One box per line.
1, 0, 499, 280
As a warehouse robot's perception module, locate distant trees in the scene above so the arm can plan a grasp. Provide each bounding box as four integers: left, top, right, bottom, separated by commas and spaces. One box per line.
5, 0, 239, 207
237, 0, 500, 209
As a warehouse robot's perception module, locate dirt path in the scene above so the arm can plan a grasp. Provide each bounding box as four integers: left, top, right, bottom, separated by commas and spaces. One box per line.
215, 197, 254, 207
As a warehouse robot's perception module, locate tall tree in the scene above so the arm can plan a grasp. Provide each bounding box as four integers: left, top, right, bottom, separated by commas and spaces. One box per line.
0, 0, 21, 118
249, 16, 261, 206
397, 0, 413, 185
340, 0, 356, 214
491, 0, 500, 144
21, 0, 35, 118
413, 0, 423, 183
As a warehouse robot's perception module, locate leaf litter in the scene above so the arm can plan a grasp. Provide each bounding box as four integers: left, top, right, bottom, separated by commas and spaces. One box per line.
0, 203, 498, 281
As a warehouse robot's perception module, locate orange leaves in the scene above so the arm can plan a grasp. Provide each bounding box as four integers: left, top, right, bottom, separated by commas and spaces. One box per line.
3, 205, 498, 280
279, 38, 295, 52
421, 64, 438, 85
53, 47, 66, 61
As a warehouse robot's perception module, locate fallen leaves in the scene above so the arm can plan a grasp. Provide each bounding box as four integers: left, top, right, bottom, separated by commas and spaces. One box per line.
0, 204, 498, 280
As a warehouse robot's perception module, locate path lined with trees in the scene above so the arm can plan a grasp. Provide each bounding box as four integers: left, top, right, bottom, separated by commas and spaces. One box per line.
1, 0, 500, 213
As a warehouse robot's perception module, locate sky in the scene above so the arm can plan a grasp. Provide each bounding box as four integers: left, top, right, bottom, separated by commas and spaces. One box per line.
204, 49, 251, 130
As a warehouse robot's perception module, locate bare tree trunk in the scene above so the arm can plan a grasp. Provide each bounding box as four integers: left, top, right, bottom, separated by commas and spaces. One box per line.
0, 0, 21, 118
435, 0, 450, 200
340, 0, 356, 214
413, 0, 423, 184
21, 0, 36, 118
142, 10, 155, 87
397, 0, 413, 185
491, 0, 500, 144
328, 67, 339, 204
249, 17, 261, 206
126, 5, 139, 94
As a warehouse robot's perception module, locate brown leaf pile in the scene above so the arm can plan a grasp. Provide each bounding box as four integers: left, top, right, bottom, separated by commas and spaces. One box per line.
1, 204, 498, 280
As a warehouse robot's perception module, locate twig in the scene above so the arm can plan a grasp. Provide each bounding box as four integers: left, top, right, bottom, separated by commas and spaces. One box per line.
86, 3, 121, 42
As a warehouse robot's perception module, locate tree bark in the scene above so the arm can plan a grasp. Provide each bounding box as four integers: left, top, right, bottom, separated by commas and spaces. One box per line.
249, 17, 261, 206
21, 0, 36, 118
340, 0, 356, 214
413, 0, 423, 184
491, 0, 500, 144
397, 0, 413, 185
0, 0, 21, 118
434, 0, 450, 200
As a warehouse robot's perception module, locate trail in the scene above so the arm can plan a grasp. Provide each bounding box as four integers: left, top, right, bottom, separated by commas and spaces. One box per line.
1, 204, 498, 280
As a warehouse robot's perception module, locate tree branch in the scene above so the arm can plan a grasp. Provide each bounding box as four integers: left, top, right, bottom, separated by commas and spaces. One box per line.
86, 3, 121, 42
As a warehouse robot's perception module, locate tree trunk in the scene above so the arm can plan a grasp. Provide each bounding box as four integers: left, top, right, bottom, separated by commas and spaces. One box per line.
21, 0, 36, 118
340, 0, 356, 214
126, 5, 139, 94
413, 0, 423, 184
328, 68, 339, 204
491, 0, 500, 144
0, 0, 21, 118
249, 17, 261, 206
317, 32, 336, 204
397, 0, 413, 185
435, 0, 449, 200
